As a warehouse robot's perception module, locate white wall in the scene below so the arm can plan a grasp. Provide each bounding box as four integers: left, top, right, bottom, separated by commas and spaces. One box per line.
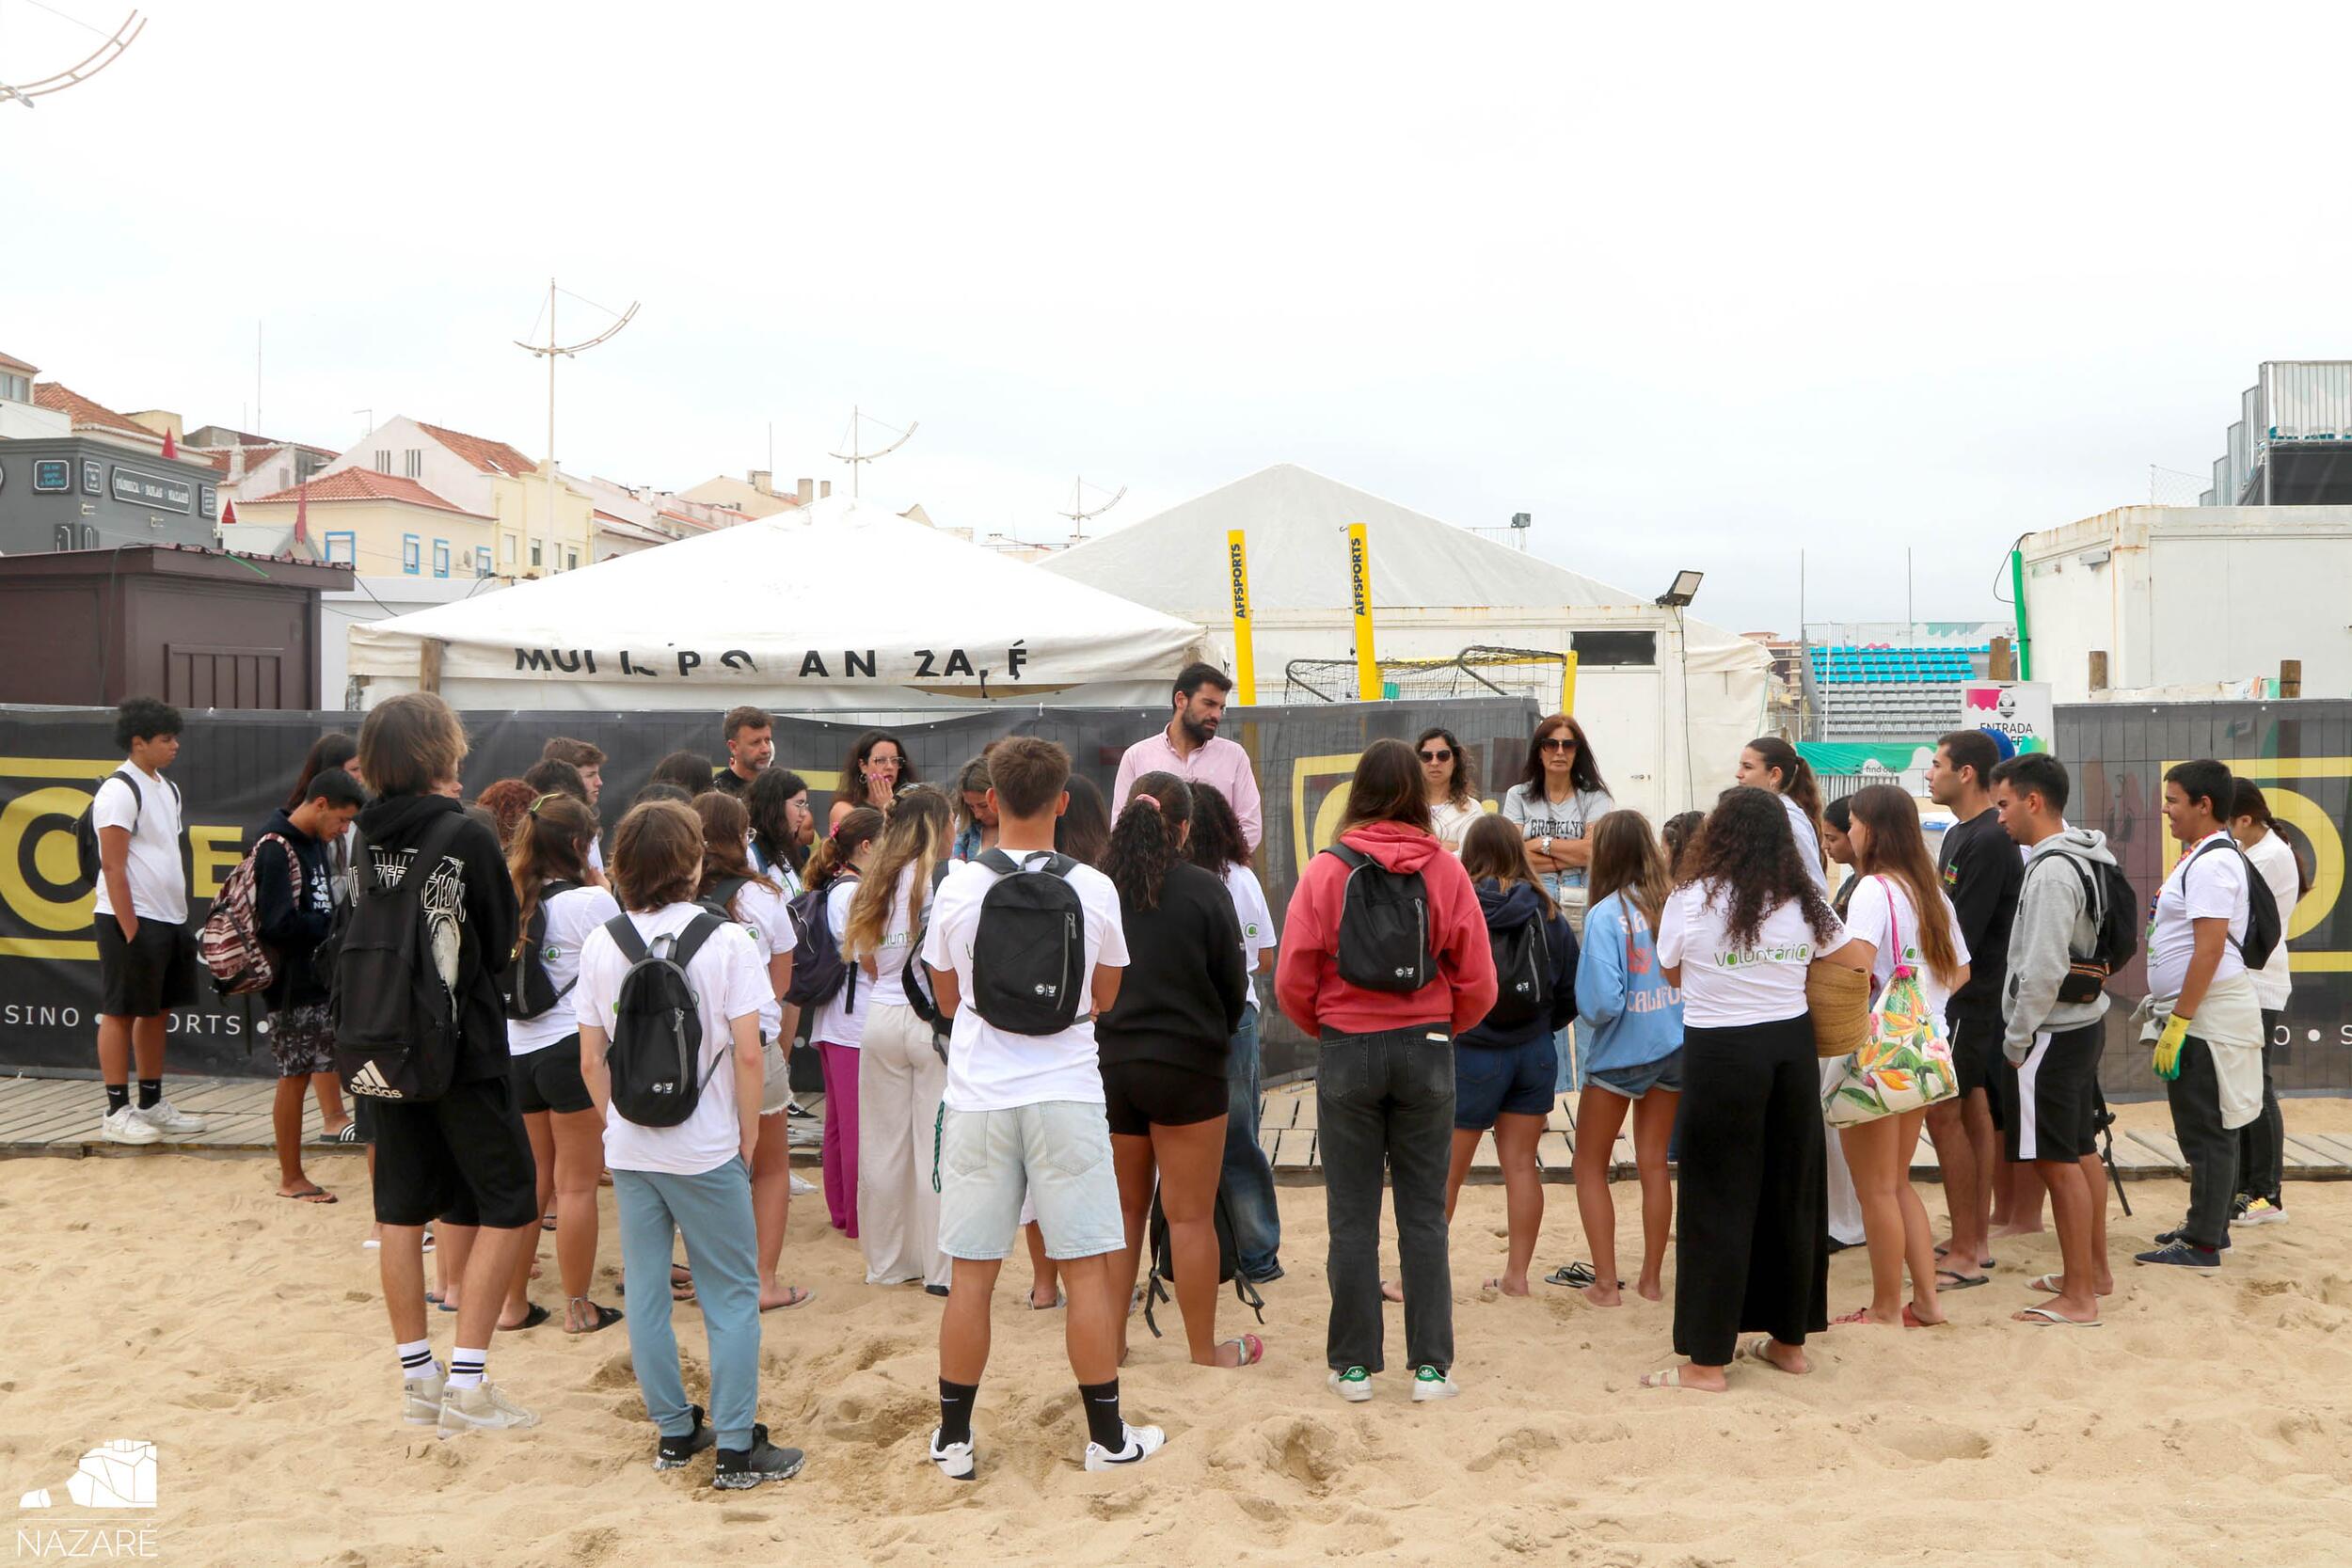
0, 403, 70, 440
317, 417, 499, 515
322, 575, 507, 709
2024, 506, 2352, 702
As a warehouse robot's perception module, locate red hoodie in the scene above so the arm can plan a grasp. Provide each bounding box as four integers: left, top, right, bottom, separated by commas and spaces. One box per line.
1277, 820, 1499, 1039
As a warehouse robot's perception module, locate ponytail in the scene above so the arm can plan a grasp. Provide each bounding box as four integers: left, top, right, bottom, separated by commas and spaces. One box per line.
507, 793, 596, 959
1102, 770, 1192, 911
1745, 735, 1823, 864
808, 807, 882, 891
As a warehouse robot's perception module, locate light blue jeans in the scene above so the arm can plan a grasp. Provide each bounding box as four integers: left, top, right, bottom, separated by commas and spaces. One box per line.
1220, 1003, 1282, 1279
614, 1157, 760, 1451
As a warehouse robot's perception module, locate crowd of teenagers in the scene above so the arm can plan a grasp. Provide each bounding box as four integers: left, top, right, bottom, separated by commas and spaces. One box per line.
76, 664, 2305, 1480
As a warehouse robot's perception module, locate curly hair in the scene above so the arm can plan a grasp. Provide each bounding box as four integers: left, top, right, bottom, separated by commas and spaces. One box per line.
471, 779, 537, 852
1103, 771, 1192, 911
1683, 786, 1840, 949
1184, 781, 1250, 875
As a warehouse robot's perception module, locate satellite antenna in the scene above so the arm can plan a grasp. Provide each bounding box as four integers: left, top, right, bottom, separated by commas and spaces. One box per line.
1058, 475, 1126, 541
0, 5, 142, 108
828, 406, 916, 499
514, 278, 638, 577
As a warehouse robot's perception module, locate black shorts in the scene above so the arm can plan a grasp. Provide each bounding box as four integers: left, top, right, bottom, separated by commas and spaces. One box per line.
1948, 1013, 2004, 1123
2001, 1021, 2101, 1164
94, 918, 197, 1019
369, 1073, 538, 1228
510, 1035, 593, 1115
1101, 1057, 1227, 1138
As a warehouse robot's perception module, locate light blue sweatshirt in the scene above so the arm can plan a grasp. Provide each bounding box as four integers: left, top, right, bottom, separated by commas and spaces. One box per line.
1574, 891, 1684, 1075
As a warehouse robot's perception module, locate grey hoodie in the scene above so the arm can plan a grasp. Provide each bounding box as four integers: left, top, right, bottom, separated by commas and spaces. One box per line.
2000, 827, 2116, 1064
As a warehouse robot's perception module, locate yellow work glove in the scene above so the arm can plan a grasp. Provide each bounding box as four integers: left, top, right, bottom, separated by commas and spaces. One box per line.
2152, 1012, 2191, 1081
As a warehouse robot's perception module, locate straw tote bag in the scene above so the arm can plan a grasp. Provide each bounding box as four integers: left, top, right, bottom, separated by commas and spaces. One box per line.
1806, 958, 1871, 1060
1822, 878, 1960, 1128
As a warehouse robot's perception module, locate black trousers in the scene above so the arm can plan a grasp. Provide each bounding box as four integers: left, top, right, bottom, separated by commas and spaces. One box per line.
2233, 1009, 2285, 1206
1673, 1013, 1829, 1366
2163, 1035, 2238, 1251
1318, 1024, 1456, 1376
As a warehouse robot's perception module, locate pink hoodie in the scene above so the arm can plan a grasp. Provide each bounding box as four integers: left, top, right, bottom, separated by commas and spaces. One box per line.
1277, 820, 1499, 1039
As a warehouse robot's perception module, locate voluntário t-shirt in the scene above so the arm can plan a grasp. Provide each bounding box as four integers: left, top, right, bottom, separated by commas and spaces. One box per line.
1656, 878, 1847, 1028
723, 876, 798, 1040
862, 863, 922, 1010
1841, 873, 1969, 1020
507, 881, 623, 1054
811, 877, 866, 1047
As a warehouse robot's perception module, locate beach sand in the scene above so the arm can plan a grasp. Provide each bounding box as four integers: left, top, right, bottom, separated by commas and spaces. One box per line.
4, 1100, 2350, 1567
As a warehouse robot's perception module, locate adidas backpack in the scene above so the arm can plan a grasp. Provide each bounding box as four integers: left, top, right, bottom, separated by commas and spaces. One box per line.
198, 832, 300, 996
1323, 845, 1432, 993
783, 872, 858, 1012
1481, 905, 1552, 1031
599, 911, 729, 1128
332, 813, 469, 1102
969, 848, 1086, 1036
502, 879, 584, 1022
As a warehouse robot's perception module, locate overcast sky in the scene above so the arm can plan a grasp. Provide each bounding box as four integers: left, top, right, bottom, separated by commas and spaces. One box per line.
5, 1, 2343, 634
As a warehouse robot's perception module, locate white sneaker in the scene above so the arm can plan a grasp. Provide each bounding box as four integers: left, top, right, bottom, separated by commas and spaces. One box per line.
2237, 1196, 2289, 1227
1083, 1422, 1166, 1471
436, 1382, 540, 1438
789, 1172, 817, 1196
99, 1105, 161, 1146
1327, 1366, 1374, 1402
402, 1370, 446, 1426
927, 1427, 976, 1480
1410, 1365, 1459, 1402
787, 1124, 821, 1148
135, 1098, 207, 1137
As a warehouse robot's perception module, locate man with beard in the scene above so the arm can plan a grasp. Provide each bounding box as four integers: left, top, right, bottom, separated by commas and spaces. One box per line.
1111, 663, 1262, 852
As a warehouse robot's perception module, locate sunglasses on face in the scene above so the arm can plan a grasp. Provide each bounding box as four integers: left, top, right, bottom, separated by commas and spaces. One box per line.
1419, 749, 1454, 763
1541, 737, 1578, 752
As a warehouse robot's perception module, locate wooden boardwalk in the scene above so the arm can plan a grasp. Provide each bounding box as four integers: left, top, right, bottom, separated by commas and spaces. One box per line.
9, 1072, 2351, 1180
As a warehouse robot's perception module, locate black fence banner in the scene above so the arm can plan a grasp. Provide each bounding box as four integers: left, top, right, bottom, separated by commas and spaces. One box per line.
0, 698, 1539, 1081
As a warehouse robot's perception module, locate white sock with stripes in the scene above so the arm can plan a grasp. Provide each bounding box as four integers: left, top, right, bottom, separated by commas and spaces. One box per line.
447, 1348, 487, 1390
397, 1338, 440, 1385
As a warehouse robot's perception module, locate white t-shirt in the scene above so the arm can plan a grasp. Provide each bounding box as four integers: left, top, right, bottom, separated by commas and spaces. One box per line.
1657, 879, 1846, 1028
722, 876, 798, 1039
587, 836, 605, 876
1429, 798, 1484, 851
90, 766, 186, 924
921, 850, 1129, 1112
1222, 863, 1276, 976
2243, 831, 2299, 1010
1779, 793, 1830, 894
862, 863, 922, 1010
1840, 873, 1970, 1022
811, 878, 867, 1047
507, 882, 624, 1054
2148, 832, 2249, 1002
575, 902, 771, 1177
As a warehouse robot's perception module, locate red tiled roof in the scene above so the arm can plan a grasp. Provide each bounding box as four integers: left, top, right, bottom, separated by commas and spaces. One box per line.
33, 382, 161, 442
246, 468, 487, 517
0, 349, 38, 376
415, 420, 538, 477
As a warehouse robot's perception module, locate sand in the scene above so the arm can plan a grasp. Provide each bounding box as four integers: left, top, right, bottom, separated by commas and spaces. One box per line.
5, 1101, 2351, 1567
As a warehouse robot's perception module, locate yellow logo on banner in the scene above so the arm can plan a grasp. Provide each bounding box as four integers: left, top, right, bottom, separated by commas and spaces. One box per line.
2159, 756, 2348, 974
0, 758, 241, 961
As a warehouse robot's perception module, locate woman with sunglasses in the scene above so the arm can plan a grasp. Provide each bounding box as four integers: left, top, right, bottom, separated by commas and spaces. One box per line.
1502, 715, 1613, 934
1417, 728, 1483, 851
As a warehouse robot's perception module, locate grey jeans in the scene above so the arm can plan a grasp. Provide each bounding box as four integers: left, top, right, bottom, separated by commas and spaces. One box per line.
1318, 1024, 1455, 1376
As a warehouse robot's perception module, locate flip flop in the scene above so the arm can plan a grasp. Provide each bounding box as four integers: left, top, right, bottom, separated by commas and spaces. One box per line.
1639, 1366, 1721, 1392
501, 1303, 552, 1332
1901, 1304, 1946, 1328
540, 1213, 558, 1232
671, 1265, 694, 1302
316, 1123, 362, 1145
1545, 1261, 1598, 1289
2015, 1305, 2101, 1328
1935, 1269, 1989, 1291
564, 1299, 624, 1335
1829, 1307, 1882, 1327
278, 1186, 337, 1204
760, 1287, 815, 1313
1027, 1291, 1066, 1310
1221, 1333, 1266, 1368
1933, 1244, 1997, 1268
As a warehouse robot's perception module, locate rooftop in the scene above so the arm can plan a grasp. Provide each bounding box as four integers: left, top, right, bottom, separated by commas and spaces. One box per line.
414, 420, 538, 478
32, 382, 161, 444
246, 468, 487, 517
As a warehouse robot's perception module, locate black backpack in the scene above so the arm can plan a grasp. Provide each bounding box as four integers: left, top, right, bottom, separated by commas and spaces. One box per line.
1482, 907, 1552, 1031
74, 768, 180, 888
2028, 851, 2141, 1006
968, 848, 1087, 1035
502, 879, 583, 1022
332, 813, 469, 1103
783, 872, 858, 1012
1323, 845, 1432, 993
2186, 838, 2285, 973
1141, 1184, 1266, 1340
902, 860, 957, 1030
600, 911, 728, 1128
700, 875, 750, 927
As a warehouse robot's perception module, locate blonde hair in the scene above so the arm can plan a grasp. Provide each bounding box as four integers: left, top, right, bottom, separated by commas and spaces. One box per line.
845, 787, 952, 960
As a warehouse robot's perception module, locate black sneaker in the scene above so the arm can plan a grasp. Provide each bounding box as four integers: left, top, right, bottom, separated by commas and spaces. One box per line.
2134, 1241, 2221, 1273
655, 1405, 716, 1472
714, 1424, 806, 1490
2153, 1223, 2230, 1251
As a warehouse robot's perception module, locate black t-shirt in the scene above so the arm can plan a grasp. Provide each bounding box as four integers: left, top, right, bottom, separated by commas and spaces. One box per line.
1095, 861, 1248, 1074
1938, 806, 2022, 1021
353, 793, 519, 1083
710, 768, 753, 798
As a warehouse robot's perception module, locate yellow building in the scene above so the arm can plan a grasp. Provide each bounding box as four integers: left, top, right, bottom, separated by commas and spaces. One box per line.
317, 418, 595, 578
232, 468, 495, 578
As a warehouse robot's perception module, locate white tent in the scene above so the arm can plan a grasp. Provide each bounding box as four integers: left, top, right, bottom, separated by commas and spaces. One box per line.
348, 496, 1211, 711
1038, 464, 1770, 818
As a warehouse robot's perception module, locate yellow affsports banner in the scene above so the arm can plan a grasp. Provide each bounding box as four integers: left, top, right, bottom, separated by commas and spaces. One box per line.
1346, 522, 1378, 700
1226, 530, 1256, 706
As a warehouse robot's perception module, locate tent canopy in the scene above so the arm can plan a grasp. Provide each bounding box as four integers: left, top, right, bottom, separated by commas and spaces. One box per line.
348, 496, 1210, 711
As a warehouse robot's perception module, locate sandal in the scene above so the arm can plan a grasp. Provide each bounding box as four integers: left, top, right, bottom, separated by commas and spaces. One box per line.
1639, 1366, 1721, 1392
1220, 1333, 1266, 1368
1740, 1337, 1802, 1372
2014, 1305, 2101, 1328
1934, 1269, 1989, 1291
564, 1298, 625, 1335
1027, 1291, 1066, 1311
316, 1122, 362, 1145
278, 1185, 337, 1204
1901, 1304, 1945, 1328
1829, 1307, 1883, 1327
671, 1265, 694, 1303
760, 1287, 815, 1313
501, 1303, 552, 1332
1544, 1261, 1598, 1289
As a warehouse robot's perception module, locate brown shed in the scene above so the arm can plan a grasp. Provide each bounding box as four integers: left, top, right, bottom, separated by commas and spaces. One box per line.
0, 544, 350, 709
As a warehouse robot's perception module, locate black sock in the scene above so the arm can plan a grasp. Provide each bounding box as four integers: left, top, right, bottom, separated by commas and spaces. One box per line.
104, 1084, 129, 1115
1078, 1379, 1124, 1449
937, 1379, 977, 1447
135, 1078, 161, 1110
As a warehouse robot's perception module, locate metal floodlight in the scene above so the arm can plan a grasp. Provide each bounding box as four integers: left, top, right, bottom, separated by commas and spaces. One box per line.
1657, 569, 1704, 609
1510, 512, 1531, 530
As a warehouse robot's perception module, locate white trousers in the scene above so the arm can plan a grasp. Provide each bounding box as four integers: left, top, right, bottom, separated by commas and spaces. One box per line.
857, 1003, 950, 1288
1820, 1057, 1867, 1245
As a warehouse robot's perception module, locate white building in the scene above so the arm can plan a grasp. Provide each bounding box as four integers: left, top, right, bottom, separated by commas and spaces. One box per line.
2018, 505, 2352, 702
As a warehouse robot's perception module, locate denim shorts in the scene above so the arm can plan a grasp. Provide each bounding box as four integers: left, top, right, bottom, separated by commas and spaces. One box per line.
1587, 1049, 1684, 1101
936, 1101, 1124, 1262
1454, 1035, 1557, 1131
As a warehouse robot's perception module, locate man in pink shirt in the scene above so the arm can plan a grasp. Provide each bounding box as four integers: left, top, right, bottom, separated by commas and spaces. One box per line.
1111, 662, 1263, 851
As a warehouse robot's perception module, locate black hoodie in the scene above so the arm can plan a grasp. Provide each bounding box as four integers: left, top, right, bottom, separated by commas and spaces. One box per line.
1458, 879, 1579, 1050
354, 793, 517, 1084
252, 808, 335, 1009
